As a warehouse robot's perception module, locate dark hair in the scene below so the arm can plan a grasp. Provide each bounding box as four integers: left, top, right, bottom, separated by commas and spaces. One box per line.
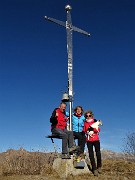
74, 106, 84, 114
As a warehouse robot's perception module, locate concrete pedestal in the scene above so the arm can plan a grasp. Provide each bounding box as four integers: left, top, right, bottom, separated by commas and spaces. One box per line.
52, 157, 90, 179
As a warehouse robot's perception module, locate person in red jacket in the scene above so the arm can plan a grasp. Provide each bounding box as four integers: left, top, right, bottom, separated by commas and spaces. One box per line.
83, 110, 102, 176
50, 102, 78, 159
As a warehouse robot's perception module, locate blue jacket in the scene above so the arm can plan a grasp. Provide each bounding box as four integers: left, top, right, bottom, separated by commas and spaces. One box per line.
72, 114, 85, 132
65, 112, 85, 132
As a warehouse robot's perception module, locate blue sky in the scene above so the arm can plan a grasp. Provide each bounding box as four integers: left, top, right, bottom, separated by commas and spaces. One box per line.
0, 0, 135, 153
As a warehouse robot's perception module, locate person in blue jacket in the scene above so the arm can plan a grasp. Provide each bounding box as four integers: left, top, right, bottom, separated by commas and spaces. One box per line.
72, 106, 86, 156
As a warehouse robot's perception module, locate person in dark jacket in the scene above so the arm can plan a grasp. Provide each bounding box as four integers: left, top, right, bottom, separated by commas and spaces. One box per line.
50, 102, 78, 159
83, 110, 102, 176
72, 106, 86, 157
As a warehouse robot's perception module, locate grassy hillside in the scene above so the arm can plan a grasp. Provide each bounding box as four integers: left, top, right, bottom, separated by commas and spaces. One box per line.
0, 148, 134, 180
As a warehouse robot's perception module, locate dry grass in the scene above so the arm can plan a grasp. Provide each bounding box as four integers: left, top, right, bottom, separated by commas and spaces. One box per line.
0, 148, 135, 180
0, 148, 57, 176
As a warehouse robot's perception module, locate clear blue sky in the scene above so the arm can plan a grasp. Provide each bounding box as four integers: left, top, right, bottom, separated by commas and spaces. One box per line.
0, 0, 135, 153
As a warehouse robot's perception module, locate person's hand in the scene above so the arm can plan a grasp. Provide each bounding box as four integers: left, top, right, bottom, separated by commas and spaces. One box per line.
65, 117, 69, 122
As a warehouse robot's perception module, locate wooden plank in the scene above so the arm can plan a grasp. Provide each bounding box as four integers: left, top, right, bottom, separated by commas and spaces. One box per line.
46, 134, 62, 139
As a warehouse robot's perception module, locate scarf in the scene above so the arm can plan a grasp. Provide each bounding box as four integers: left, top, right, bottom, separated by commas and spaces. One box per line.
75, 113, 82, 118
86, 118, 94, 123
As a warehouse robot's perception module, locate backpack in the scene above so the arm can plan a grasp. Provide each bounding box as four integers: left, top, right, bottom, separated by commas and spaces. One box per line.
50, 108, 58, 125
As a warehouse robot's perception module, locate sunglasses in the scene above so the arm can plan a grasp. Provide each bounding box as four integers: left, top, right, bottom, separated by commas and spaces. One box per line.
86, 115, 92, 117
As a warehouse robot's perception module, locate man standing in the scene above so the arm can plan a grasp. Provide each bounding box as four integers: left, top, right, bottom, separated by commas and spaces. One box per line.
50, 102, 77, 159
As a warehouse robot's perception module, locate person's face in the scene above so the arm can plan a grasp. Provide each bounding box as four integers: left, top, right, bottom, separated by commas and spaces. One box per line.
86, 113, 93, 120
59, 104, 66, 112
76, 107, 82, 114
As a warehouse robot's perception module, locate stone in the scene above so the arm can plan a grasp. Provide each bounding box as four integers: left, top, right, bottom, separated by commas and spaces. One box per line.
52, 157, 90, 179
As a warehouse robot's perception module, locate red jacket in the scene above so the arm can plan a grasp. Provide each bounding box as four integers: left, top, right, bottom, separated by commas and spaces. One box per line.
50, 108, 68, 130
83, 119, 100, 142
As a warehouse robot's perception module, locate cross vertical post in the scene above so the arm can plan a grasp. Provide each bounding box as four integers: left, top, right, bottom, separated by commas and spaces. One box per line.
44, 5, 90, 131
65, 5, 73, 131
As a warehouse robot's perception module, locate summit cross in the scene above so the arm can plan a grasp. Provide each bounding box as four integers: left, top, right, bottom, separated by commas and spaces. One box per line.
44, 5, 90, 131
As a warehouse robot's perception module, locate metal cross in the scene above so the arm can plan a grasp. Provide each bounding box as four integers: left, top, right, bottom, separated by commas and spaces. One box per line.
44, 5, 90, 131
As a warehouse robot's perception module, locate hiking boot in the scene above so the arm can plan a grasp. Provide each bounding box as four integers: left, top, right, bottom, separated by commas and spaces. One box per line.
97, 167, 102, 174
69, 146, 79, 153
79, 153, 85, 159
61, 154, 71, 159
93, 170, 98, 176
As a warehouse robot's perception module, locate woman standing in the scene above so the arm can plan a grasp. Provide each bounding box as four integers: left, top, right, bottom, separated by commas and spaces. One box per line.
83, 110, 102, 176
72, 106, 86, 157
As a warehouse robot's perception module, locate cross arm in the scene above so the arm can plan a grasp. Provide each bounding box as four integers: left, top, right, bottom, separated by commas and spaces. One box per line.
72, 25, 90, 37
44, 16, 66, 28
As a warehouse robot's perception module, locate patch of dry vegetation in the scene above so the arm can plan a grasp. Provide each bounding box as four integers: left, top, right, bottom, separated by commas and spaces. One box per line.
101, 159, 135, 179
0, 148, 135, 180
0, 148, 57, 176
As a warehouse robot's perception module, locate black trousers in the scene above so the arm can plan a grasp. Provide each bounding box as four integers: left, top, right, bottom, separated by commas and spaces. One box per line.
87, 140, 102, 171
73, 131, 86, 154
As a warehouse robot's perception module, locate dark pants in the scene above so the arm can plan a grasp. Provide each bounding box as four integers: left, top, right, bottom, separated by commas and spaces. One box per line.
73, 131, 86, 154
87, 141, 102, 171
51, 128, 74, 154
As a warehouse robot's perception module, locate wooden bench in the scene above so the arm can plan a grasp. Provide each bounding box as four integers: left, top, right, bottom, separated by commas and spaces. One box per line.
46, 134, 62, 139
46, 134, 78, 140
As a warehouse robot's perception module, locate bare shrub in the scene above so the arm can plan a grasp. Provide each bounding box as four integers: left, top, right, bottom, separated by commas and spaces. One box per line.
0, 148, 57, 176
122, 132, 135, 161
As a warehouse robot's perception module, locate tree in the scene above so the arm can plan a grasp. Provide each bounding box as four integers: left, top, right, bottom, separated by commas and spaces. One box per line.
123, 132, 135, 161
